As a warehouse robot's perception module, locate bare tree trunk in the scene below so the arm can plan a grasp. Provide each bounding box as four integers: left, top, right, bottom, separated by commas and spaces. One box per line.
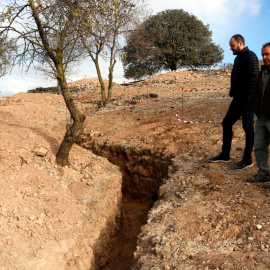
56, 119, 84, 166
56, 71, 85, 166
57, 82, 61, 94
107, 39, 117, 104
107, 62, 115, 104
94, 59, 106, 107
169, 61, 177, 71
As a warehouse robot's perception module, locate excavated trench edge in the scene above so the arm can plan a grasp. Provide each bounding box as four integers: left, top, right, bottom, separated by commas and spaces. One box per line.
80, 139, 174, 270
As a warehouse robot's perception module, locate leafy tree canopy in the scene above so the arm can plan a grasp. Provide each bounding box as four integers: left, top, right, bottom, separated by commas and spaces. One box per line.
122, 9, 224, 79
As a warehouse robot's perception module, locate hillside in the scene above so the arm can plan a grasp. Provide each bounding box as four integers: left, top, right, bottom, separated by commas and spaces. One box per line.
1, 68, 270, 270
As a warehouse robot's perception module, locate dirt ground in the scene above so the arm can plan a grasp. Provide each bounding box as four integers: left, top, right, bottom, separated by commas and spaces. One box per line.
1, 67, 270, 270
0, 93, 123, 269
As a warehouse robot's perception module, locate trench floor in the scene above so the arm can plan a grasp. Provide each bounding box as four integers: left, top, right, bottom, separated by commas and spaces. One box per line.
101, 194, 154, 270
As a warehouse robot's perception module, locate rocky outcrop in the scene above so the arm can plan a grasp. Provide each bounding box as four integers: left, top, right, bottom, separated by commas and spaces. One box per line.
28, 86, 59, 94
27, 86, 82, 95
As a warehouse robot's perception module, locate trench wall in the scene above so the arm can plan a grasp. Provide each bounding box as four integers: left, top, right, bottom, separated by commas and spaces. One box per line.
82, 140, 173, 198
79, 138, 174, 269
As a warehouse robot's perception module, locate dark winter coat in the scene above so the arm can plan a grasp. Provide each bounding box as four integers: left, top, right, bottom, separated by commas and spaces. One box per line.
254, 65, 270, 118
230, 47, 259, 100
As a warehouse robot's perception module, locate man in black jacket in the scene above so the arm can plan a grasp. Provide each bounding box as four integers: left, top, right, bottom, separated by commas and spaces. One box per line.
247, 42, 270, 185
209, 34, 259, 169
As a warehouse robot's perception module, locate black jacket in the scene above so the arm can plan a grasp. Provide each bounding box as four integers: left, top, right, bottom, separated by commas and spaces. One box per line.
254, 65, 270, 118
230, 47, 259, 100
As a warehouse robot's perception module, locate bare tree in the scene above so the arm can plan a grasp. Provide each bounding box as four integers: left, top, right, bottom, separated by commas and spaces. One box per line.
35, 59, 80, 94
0, 0, 88, 166
0, 33, 16, 77
81, 0, 145, 107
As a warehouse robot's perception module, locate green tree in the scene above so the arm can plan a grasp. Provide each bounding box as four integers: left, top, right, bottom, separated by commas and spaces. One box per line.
0, 0, 86, 166
122, 9, 224, 79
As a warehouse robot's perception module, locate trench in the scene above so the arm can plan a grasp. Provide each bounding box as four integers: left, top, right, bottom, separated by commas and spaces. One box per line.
80, 139, 173, 270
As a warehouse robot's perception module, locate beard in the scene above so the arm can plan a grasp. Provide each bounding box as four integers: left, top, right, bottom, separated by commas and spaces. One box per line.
233, 45, 242, 55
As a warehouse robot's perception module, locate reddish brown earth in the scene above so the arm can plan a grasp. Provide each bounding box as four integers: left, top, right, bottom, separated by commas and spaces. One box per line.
1, 67, 270, 270
0, 93, 122, 270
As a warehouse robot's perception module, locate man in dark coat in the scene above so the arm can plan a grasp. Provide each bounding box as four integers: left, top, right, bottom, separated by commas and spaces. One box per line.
209, 34, 259, 169
247, 42, 270, 185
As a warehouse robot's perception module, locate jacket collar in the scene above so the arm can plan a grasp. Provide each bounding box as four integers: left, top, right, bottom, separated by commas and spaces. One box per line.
238, 46, 248, 55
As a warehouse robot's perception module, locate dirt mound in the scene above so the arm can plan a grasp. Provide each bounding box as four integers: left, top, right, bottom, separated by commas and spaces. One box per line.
0, 93, 122, 269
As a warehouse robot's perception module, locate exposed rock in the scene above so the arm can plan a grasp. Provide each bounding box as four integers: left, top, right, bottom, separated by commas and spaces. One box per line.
35, 146, 48, 157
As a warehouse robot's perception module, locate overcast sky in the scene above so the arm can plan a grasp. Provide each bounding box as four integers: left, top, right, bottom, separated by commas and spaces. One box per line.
0, 0, 269, 96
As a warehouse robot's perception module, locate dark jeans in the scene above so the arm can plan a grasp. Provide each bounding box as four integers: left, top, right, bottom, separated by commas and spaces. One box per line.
222, 98, 254, 159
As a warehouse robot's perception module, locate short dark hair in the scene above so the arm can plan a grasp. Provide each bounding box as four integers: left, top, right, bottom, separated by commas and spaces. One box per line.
231, 34, 245, 46
262, 42, 270, 49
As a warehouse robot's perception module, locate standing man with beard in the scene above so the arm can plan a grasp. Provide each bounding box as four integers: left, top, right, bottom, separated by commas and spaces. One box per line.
209, 34, 259, 168
247, 42, 270, 186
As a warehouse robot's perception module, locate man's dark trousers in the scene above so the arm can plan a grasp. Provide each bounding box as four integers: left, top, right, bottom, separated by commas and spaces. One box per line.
222, 98, 254, 159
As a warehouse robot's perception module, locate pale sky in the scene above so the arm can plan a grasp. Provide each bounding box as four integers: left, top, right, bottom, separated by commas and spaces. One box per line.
0, 0, 269, 96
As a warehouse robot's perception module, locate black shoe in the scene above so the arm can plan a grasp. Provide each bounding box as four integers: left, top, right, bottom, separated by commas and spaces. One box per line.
232, 158, 253, 170
209, 153, 231, 163
263, 181, 270, 189
247, 174, 270, 183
